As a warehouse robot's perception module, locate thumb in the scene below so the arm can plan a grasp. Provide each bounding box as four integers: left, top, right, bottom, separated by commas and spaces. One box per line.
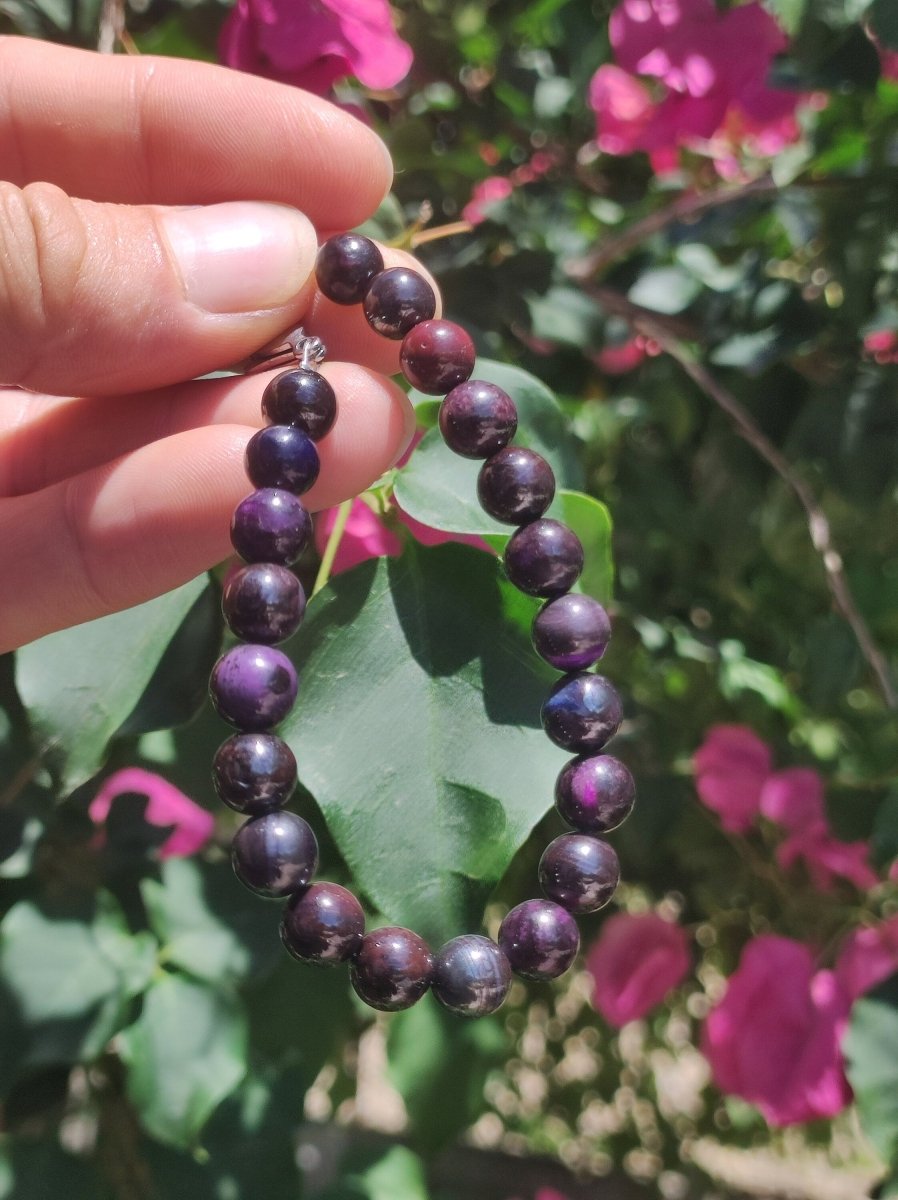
0, 182, 319, 396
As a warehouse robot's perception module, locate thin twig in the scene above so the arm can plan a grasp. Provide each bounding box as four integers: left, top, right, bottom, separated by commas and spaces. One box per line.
97, 0, 126, 53
313, 498, 353, 597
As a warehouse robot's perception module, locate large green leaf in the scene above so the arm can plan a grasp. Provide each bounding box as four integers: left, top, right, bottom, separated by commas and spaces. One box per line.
845, 973, 898, 1169
282, 544, 568, 945
15, 576, 211, 797
317, 1145, 430, 1200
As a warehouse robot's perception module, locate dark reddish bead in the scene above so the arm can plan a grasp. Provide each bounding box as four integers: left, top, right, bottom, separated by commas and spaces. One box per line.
555, 754, 635, 834
210, 644, 298, 731
432, 935, 511, 1018
315, 233, 384, 305
245, 426, 320, 494
498, 899, 579, 981
532, 594, 611, 671
212, 733, 297, 815
400, 319, 475, 394
261, 369, 337, 441
504, 519, 583, 597
363, 268, 436, 339
439, 380, 518, 458
222, 563, 305, 644
539, 835, 620, 914
232, 811, 318, 898
230, 489, 312, 565
477, 447, 555, 524
281, 882, 365, 965
350, 926, 434, 1011
541, 672, 623, 752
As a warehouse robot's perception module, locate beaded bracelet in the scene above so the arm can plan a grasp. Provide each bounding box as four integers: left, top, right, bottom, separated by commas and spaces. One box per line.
207, 233, 635, 1018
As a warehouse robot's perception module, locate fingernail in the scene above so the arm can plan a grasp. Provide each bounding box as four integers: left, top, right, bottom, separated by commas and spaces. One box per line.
160, 202, 316, 314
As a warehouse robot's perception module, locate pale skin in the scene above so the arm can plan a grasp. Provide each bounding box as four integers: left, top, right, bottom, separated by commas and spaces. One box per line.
0, 37, 440, 653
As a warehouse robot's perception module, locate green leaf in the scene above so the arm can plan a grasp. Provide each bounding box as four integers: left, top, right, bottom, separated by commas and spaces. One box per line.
628, 267, 701, 315
0, 1141, 108, 1199
551, 490, 614, 605
245, 956, 354, 1075
317, 1146, 430, 1200
283, 545, 568, 945
119, 973, 247, 1148
16, 576, 211, 796
845, 973, 898, 1167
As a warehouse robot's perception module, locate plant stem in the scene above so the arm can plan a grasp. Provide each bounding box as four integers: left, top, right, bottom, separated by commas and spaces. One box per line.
312, 498, 353, 597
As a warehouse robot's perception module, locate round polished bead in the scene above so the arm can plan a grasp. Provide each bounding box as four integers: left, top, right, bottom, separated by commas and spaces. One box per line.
400, 320, 476, 394
432, 935, 511, 1018
232, 811, 318, 898
222, 563, 305, 644
350, 926, 434, 1011
541, 672, 623, 752
316, 233, 384, 305
245, 426, 320, 494
212, 733, 297, 815
555, 754, 635, 834
477, 447, 555, 524
532, 594, 611, 671
261, 369, 337, 441
210, 644, 298, 731
498, 899, 580, 981
363, 268, 436, 339
539, 834, 620, 914
281, 882, 365, 965
439, 380, 518, 458
504, 519, 583, 597
230, 489, 312, 565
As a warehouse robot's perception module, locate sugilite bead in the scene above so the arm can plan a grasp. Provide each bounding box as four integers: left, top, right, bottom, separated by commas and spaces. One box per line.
316, 233, 384, 305
363, 267, 436, 339
541, 672, 623, 752
232, 811, 318, 898
439, 380, 518, 458
230, 489, 312, 565
245, 425, 320, 494
210, 644, 298, 731
281, 882, 365, 965
532, 594, 611, 671
503, 519, 583, 597
261, 369, 337, 441
222, 563, 306, 644
212, 733, 297, 815
400, 319, 475, 394
555, 754, 635, 834
498, 899, 580, 981
431, 934, 511, 1018
539, 834, 620, 914
350, 926, 434, 1011
477, 447, 555, 524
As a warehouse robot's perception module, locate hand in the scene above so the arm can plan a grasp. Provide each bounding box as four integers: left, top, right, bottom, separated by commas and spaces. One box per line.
0, 37, 433, 653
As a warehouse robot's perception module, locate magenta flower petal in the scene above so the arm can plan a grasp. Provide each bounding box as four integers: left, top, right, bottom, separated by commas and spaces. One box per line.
760, 767, 826, 831
587, 912, 690, 1027
90, 767, 215, 859
692, 725, 772, 833
314, 500, 403, 576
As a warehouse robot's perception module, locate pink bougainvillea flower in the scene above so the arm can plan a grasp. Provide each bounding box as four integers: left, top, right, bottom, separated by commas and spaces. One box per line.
702, 935, 852, 1125
777, 826, 879, 893
882, 48, 898, 82
836, 918, 898, 1001
596, 337, 648, 375
588, 65, 658, 156
219, 0, 413, 96
463, 176, 514, 225
90, 768, 215, 859
759, 767, 826, 831
692, 724, 772, 833
536, 1191, 570, 1200
587, 912, 691, 1026
863, 329, 898, 363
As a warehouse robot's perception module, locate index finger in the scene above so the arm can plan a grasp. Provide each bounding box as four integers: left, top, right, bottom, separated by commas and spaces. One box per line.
0, 38, 393, 230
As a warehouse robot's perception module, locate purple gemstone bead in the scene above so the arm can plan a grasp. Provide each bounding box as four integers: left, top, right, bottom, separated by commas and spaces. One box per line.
532, 594, 611, 671
232, 811, 318, 898
541, 672, 623, 752
400, 319, 476, 394
261, 369, 337, 441
316, 233, 384, 305
439, 380, 518, 458
498, 899, 580, 981
363, 267, 436, 339
212, 733, 297, 815
222, 563, 305, 644
504, 519, 583, 597
245, 426, 320, 494
210, 644, 298, 731
350, 926, 434, 1011
281, 882, 365, 965
539, 834, 620, 914
477, 447, 555, 524
230, 489, 312, 565
432, 934, 511, 1018
555, 754, 635, 834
